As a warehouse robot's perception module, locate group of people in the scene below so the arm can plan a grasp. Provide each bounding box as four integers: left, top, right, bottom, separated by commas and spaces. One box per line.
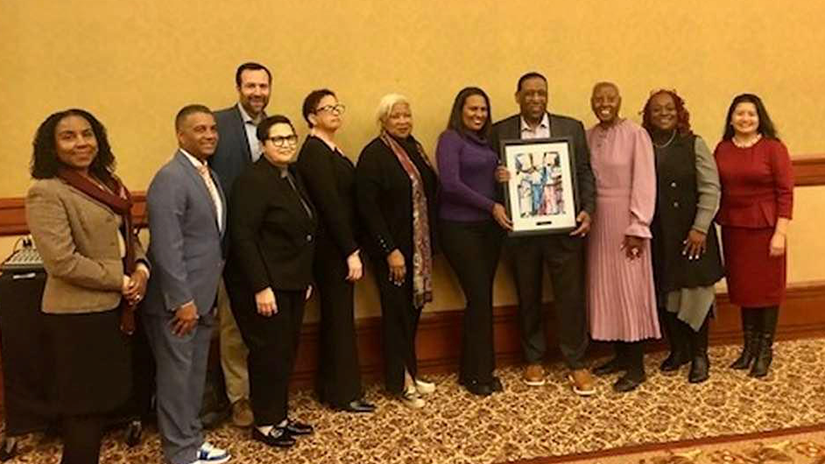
23, 64, 794, 464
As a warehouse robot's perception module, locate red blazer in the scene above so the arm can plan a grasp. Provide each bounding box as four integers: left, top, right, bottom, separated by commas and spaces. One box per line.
714, 138, 794, 228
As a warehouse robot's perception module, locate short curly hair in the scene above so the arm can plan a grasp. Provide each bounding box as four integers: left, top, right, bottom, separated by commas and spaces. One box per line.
30, 109, 116, 181
641, 89, 692, 136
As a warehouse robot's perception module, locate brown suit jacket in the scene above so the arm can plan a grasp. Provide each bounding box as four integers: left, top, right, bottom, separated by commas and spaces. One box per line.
25, 178, 147, 314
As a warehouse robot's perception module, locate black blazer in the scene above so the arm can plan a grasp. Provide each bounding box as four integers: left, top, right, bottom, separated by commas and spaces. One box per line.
229, 159, 317, 292
490, 113, 596, 215
295, 135, 359, 257
355, 135, 439, 259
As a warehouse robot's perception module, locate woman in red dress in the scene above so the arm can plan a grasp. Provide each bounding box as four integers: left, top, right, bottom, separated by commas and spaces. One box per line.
713, 93, 793, 378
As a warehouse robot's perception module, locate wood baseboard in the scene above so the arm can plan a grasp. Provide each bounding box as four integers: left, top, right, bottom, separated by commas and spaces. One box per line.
288, 280, 825, 389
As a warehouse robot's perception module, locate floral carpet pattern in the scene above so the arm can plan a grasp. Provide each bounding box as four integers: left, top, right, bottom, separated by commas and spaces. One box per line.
3, 339, 825, 464
556, 429, 825, 463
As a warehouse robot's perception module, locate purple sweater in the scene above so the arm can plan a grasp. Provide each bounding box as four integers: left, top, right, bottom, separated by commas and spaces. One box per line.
436, 130, 498, 221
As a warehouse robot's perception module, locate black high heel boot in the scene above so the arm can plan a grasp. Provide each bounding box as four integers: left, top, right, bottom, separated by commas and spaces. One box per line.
593, 342, 627, 376
688, 316, 710, 384
750, 306, 779, 378
613, 341, 646, 393
730, 308, 758, 369
660, 310, 690, 372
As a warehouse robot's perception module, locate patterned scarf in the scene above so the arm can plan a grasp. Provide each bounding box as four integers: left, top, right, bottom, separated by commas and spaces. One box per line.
57, 167, 138, 335
379, 131, 433, 308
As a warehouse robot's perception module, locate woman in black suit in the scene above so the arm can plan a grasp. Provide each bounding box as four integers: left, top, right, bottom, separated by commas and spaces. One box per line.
356, 94, 439, 408
295, 89, 375, 413
229, 115, 317, 448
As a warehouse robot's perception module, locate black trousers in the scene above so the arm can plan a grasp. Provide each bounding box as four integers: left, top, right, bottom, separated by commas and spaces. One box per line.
371, 253, 423, 394
509, 234, 588, 369
230, 288, 305, 426
313, 237, 363, 407
440, 219, 504, 385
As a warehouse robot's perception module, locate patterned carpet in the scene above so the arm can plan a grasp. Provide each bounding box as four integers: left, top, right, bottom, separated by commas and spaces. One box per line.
550, 426, 825, 463
3, 338, 825, 464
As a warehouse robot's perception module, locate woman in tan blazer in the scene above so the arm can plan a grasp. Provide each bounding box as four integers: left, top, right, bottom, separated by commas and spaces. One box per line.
25, 109, 150, 464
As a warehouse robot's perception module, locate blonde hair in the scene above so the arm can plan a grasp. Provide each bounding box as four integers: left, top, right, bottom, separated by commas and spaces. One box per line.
376, 93, 411, 128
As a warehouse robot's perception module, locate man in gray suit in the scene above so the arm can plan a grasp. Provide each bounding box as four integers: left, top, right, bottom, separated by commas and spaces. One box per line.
208, 62, 271, 427
490, 72, 597, 397
144, 104, 230, 464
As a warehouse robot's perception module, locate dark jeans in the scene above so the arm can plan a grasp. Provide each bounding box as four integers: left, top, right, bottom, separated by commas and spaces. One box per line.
440, 219, 504, 385
509, 234, 588, 368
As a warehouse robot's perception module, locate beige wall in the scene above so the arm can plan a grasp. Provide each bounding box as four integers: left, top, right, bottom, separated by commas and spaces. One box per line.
2, 1, 824, 320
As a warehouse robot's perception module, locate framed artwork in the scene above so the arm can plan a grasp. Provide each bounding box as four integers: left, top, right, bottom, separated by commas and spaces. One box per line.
500, 137, 580, 236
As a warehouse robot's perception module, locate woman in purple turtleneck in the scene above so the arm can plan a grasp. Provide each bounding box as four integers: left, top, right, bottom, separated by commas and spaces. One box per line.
437, 87, 512, 397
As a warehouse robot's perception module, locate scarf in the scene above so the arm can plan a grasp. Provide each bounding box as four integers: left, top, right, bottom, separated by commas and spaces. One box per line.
57, 167, 138, 335
379, 132, 433, 308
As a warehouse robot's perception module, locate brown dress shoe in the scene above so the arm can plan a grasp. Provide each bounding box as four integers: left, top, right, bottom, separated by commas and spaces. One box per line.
568, 369, 597, 396
523, 364, 546, 386
232, 398, 254, 428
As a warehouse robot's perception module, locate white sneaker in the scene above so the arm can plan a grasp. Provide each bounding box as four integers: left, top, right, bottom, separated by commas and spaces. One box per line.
401, 385, 425, 409
414, 378, 436, 395
196, 441, 230, 464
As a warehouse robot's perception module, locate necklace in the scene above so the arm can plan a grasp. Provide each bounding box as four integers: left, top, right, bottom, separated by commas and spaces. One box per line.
732, 133, 762, 148
652, 130, 676, 149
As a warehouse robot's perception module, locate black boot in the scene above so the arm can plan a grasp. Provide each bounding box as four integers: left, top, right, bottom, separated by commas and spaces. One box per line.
613, 341, 646, 393
593, 342, 626, 376
659, 310, 690, 372
750, 307, 779, 378
688, 316, 710, 384
730, 308, 758, 369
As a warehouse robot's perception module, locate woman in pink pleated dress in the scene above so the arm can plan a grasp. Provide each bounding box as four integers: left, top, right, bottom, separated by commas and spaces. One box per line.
586, 82, 661, 392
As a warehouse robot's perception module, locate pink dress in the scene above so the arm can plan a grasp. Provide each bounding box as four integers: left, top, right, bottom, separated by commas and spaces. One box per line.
586, 119, 660, 341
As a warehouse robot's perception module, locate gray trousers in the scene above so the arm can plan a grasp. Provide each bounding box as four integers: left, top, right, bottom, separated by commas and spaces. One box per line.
144, 312, 215, 464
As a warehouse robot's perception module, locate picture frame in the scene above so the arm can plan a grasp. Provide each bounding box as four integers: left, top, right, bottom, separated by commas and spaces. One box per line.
500, 137, 580, 236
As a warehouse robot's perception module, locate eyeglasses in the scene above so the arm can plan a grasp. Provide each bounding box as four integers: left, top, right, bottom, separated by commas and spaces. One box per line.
267, 135, 298, 147
314, 103, 346, 115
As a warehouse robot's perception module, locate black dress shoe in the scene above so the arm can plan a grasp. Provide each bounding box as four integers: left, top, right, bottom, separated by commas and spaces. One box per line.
593, 357, 625, 376
612, 372, 646, 393
252, 427, 295, 448
285, 419, 313, 436
659, 350, 690, 372
465, 381, 493, 397
341, 399, 376, 413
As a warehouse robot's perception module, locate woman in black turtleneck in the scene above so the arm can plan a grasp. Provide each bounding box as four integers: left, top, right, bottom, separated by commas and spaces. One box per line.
355, 94, 439, 408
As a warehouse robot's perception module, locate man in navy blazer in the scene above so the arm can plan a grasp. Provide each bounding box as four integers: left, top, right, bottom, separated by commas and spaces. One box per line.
208, 62, 271, 427
490, 72, 597, 397
144, 105, 230, 464
210, 62, 271, 198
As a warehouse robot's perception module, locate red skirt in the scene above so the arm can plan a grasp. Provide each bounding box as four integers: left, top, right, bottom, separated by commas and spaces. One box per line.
721, 226, 786, 307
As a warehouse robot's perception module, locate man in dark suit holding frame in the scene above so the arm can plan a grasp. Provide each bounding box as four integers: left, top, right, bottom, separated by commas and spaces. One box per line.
490, 72, 597, 396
